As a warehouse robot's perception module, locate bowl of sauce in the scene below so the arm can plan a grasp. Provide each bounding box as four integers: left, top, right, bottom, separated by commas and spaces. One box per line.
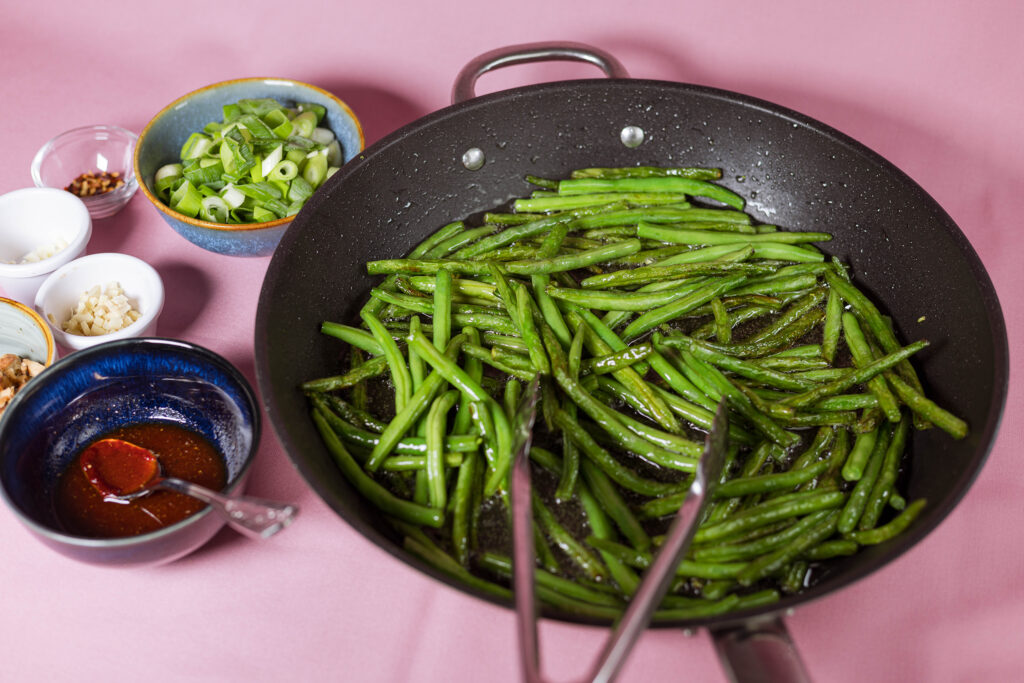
0, 337, 260, 566
56, 424, 228, 538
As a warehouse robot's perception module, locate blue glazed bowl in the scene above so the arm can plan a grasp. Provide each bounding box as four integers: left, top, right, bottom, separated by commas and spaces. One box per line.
134, 78, 364, 257
0, 338, 260, 566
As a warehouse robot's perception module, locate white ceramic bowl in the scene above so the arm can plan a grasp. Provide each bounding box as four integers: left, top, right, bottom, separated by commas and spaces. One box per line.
0, 297, 57, 366
34, 253, 164, 352
0, 188, 92, 305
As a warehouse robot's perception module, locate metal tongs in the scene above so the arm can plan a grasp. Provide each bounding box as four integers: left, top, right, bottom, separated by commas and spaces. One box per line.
510, 376, 729, 683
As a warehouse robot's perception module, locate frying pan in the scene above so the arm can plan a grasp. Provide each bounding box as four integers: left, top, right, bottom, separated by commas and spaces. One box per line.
254, 43, 1008, 680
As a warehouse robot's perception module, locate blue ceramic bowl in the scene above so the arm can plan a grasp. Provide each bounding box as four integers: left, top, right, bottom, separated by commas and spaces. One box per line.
0, 338, 260, 566
134, 78, 364, 257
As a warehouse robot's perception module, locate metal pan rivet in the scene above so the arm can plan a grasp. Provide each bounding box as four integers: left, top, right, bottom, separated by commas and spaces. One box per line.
462, 147, 485, 170
620, 125, 645, 148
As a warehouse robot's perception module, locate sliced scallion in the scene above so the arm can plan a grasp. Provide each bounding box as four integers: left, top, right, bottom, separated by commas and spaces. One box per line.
157, 96, 343, 224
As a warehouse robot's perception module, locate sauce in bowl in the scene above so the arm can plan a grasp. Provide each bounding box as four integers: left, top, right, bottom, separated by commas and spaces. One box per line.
55, 423, 227, 538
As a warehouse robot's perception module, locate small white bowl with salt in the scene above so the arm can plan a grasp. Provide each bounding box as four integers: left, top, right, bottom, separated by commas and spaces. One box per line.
34, 253, 164, 352
0, 188, 93, 305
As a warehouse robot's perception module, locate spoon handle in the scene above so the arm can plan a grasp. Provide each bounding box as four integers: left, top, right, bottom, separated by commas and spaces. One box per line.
157, 478, 299, 539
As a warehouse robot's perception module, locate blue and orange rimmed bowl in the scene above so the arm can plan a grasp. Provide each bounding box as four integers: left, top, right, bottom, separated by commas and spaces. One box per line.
133, 78, 364, 257
0, 296, 57, 368
0, 338, 261, 566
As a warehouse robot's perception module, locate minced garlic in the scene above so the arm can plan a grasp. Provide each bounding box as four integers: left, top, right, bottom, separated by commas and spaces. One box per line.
21, 238, 70, 263
58, 282, 142, 336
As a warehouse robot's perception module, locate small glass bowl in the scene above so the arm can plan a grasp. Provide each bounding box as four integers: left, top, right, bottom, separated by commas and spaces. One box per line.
31, 125, 139, 220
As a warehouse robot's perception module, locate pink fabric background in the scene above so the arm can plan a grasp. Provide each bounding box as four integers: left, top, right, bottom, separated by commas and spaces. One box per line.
2, 2, 1021, 681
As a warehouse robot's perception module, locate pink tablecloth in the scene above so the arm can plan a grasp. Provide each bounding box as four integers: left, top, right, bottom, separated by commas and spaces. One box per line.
2, 2, 1021, 681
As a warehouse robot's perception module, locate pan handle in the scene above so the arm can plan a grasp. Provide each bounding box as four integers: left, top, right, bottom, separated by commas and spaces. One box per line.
710, 617, 812, 683
452, 41, 630, 104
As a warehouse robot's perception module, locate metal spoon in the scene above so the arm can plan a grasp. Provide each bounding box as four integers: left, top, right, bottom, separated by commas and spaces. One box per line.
82, 438, 299, 539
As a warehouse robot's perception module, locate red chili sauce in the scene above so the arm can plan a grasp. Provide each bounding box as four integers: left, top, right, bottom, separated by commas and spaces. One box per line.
54, 423, 228, 538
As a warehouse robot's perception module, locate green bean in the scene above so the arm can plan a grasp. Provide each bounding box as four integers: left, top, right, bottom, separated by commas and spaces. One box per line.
753, 356, 829, 372
780, 340, 929, 408
407, 317, 425, 403
638, 223, 831, 246
364, 334, 465, 471
710, 296, 731, 343
301, 354, 389, 392
843, 312, 901, 422
533, 276, 573, 347
480, 553, 623, 608
824, 269, 929, 421
691, 304, 772, 342
693, 517, 812, 563
432, 270, 453, 350
548, 284, 709, 311
542, 323, 697, 470
610, 244, 695, 266
692, 490, 846, 542
570, 166, 723, 181
781, 561, 809, 594
450, 450, 478, 566
610, 408, 703, 457
380, 453, 464, 471
736, 510, 840, 586
426, 390, 459, 509
576, 482, 640, 596
581, 460, 651, 551
578, 260, 770, 290
559, 177, 745, 210
311, 395, 478, 456
555, 327, 586, 501
409, 329, 515, 491
425, 225, 497, 258
586, 536, 747, 580
822, 288, 842, 363
459, 344, 536, 381
320, 394, 387, 433
845, 498, 926, 545
532, 493, 609, 582
620, 274, 749, 341
416, 221, 467, 256
407, 275, 499, 301
581, 343, 652, 375
404, 535, 511, 600
727, 274, 819, 297
886, 373, 968, 439
714, 459, 830, 499
674, 347, 799, 448
837, 424, 893, 533
835, 428, 876, 481
564, 306, 680, 434
311, 409, 444, 528
369, 287, 435, 315
514, 283, 551, 374
671, 336, 815, 391
552, 410, 682, 497
360, 309, 411, 414
360, 222, 463, 318
320, 322, 384, 356
515, 192, 691, 213
481, 212, 538, 225
454, 213, 574, 259
859, 415, 910, 530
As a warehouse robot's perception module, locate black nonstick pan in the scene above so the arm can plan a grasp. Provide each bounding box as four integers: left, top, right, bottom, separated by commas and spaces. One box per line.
254, 43, 1008, 680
